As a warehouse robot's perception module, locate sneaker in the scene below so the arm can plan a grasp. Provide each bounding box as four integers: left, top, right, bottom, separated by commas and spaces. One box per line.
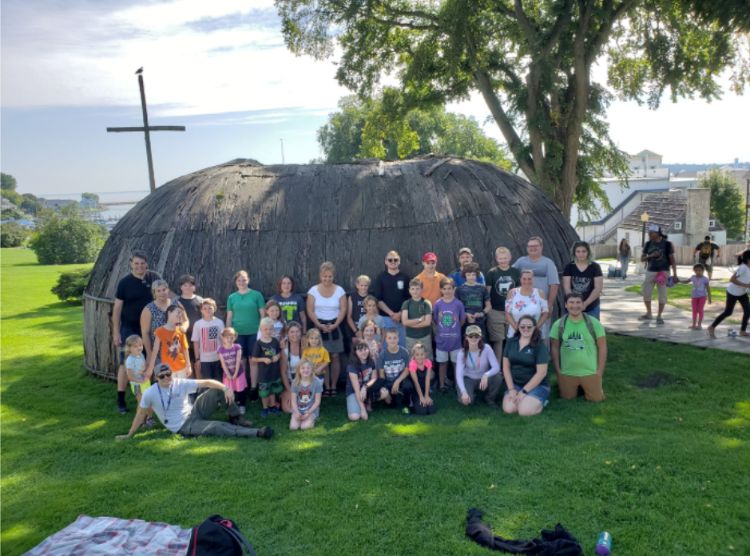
401, 407, 411, 415
117, 405, 128, 415
239, 405, 246, 415
269, 406, 281, 416
656, 317, 665, 325
638, 314, 653, 321
257, 426, 274, 440
230, 416, 255, 428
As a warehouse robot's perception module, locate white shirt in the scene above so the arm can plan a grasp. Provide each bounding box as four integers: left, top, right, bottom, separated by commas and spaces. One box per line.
727, 264, 750, 296
140, 378, 198, 433
307, 285, 346, 321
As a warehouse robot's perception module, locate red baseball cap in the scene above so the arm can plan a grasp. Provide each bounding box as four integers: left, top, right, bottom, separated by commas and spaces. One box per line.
422, 252, 437, 262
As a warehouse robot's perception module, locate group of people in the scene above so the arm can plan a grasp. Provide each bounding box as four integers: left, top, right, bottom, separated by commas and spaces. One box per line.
114, 234, 750, 441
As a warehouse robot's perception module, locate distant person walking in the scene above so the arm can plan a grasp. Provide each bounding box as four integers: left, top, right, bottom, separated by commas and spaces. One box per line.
639, 225, 677, 325
694, 235, 721, 279
707, 249, 750, 338
618, 238, 631, 279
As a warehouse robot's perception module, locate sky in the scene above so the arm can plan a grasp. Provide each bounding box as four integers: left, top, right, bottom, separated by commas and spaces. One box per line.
1, 0, 749, 197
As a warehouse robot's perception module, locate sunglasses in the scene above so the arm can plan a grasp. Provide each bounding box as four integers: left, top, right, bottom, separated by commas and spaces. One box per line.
387, 258, 400, 263
467, 334, 481, 339
157, 371, 173, 379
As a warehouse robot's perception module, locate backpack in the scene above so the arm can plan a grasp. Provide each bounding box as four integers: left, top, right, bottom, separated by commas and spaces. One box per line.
187, 515, 256, 556
559, 313, 597, 341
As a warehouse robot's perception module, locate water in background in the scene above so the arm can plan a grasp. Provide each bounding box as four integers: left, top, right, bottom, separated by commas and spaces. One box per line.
38, 190, 150, 228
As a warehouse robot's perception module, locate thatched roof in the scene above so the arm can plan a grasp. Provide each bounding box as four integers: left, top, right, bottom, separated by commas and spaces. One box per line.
87, 156, 577, 303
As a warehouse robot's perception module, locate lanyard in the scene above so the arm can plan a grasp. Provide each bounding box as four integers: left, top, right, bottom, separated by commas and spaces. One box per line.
467, 351, 478, 370
156, 383, 173, 424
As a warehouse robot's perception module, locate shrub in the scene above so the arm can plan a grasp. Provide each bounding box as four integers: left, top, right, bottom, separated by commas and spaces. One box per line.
1, 221, 30, 247
29, 209, 107, 264
51, 268, 91, 302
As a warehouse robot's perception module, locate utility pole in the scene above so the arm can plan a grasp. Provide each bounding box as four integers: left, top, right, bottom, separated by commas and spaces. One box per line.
106, 68, 186, 193
280, 139, 285, 164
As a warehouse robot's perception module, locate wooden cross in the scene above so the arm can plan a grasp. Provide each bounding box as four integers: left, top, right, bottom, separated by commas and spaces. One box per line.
107, 68, 186, 193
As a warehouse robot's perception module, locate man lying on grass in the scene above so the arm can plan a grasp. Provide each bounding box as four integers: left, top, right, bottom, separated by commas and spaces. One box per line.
116, 365, 273, 440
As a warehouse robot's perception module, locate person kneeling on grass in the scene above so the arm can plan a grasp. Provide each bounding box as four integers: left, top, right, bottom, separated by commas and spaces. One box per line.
456, 325, 502, 407
550, 293, 608, 402
502, 315, 550, 416
116, 365, 272, 440
346, 340, 380, 421
290, 360, 323, 430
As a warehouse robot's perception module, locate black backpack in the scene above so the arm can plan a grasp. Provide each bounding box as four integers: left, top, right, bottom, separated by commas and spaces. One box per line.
187, 515, 256, 556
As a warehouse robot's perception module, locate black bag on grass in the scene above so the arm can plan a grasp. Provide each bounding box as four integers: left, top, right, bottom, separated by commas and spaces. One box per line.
187, 515, 256, 556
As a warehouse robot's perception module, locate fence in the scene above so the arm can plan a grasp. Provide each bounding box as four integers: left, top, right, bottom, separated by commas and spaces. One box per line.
592, 242, 747, 266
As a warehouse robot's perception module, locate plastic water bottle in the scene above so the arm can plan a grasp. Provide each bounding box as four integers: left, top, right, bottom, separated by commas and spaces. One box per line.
595, 531, 612, 555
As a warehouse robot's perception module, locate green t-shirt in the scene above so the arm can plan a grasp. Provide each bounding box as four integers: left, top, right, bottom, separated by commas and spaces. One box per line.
401, 298, 432, 339
226, 289, 265, 335
549, 315, 605, 377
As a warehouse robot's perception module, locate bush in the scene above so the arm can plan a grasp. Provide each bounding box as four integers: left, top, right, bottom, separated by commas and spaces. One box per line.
29, 209, 107, 264
1, 222, 30, 247
51, 268, 92, 302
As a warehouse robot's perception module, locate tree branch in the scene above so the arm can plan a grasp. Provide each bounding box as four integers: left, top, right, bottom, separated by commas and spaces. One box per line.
540, 0, 574, 57
513, 0, 538, 46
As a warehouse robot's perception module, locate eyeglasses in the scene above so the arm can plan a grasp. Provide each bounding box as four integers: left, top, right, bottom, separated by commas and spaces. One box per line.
518, 325, 534, 330
467, 334, 481, 339
387, 258, 400, 263
157, 371, 173, 379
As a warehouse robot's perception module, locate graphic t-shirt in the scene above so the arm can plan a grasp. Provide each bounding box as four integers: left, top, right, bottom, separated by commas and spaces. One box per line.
125, 354, 147, 383
642, 239, 673, 272
371, 271, 411, 315
433, 298, 465, 352
456, 283, 489, 317
226, 289, 265, 335
140, 378, 198, 433
401, 298, 432, 338
562, 262, 603, 309
293, 379, 323, 415
486, 266, 521, 311
549, 316, 606, 377
346, 360, 376, 396
696, 241, 719, 262
302, 347, 330, 374
217, 344, 244, 376
191, 317, 224, 362
271, 293, 306, 325
349, 292, 369, 323
503, 336, 549, 386
377, 346, 410, 384
252, 337, 281, 383
155, 326, 189, 371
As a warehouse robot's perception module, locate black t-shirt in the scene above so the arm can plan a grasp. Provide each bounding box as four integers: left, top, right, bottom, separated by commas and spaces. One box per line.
115, 271, 161, 330
562, 262, 603, 309
486, 266, 520, 310
371, 271, 410, 315
179, 296, 203, 341
503, 336, 549, 387
643, 239, 673, 272
350, 291, 368, 322
695, 241, 719, 261
346, 360, 376, 395
252, 338, 281, 383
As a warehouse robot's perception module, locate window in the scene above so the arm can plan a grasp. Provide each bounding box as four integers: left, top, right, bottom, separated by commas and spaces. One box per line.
709, 219, 716, 228
673, 222, 682, 230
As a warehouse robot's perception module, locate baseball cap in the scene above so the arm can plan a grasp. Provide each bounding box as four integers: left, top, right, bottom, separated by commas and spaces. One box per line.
422, 252, 437, 262
465, 325, 482, 337
457, 247, 473, 257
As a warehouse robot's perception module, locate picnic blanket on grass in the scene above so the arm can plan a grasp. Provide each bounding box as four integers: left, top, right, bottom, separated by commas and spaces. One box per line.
24, 515, 190, 555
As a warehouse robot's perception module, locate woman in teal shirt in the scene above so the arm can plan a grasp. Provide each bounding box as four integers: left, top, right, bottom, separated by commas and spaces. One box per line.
226, 270, 265, 393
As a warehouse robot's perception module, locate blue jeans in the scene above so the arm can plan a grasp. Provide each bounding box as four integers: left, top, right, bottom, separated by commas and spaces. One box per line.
379, 315, 406, 348
584, 304, 601, 320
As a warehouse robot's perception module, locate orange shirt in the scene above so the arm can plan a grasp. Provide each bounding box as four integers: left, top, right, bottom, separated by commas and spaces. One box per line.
155, 326, 189, 371
415, 271, 446, 306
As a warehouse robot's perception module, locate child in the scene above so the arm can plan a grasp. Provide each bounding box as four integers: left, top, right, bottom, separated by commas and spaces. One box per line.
432, 277, 466, 392
217, 327, 249, 413
265, 300, 286, 341
346, 340, 379, 421
357, 295, 385, 341
191, 298, 224, 381
289, 360, 323, 430
401, 278, 433, 359
271, 275, 308, 332
360, 319, 382, 360
178, 274, 203, 364
408, 342, 436, 415
376, 328, 412, 413
302, 328, 332, 393
347, 275, 371, 335
457, 262, 491, 339
280, 321, 304, 413
251, 317, 284, 417
124, 335, 150, 403
678, 263, 712, 329
147, 305, 192, 379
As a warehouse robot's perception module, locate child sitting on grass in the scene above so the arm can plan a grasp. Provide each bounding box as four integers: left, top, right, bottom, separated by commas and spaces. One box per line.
346, 340, 379, 421
289, 359, 323, 430
251, 317, 283, 417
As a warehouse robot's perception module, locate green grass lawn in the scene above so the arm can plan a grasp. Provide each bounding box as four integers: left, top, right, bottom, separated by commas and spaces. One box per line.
2, 248, 749, 555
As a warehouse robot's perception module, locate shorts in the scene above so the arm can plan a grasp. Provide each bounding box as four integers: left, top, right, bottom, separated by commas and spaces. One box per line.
129, 382, 150, 397
557, 373, 605, 402
406, 334, 433, 360
642, 271, 667, 304
346, 393, 363, 416
259, 378, 284, 398
509, 382, 550, 404
487, 309, 508, 342
199, 360, 223, 381
435, 348, 460, 363
119, 324, 140, 364
236, 334, 257, 357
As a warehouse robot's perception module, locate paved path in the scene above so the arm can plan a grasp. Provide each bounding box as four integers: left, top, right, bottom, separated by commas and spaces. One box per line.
596, 262, 750, 356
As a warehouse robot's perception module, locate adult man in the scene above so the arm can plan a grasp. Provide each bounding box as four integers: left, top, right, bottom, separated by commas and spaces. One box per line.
415, 251, 446, 306
550, 293, 607, 402
448, 247, 485, 287
370, 250, 411, 347
512, 236, 559, 336
486, 246, 520, 360
640, 224, 678, 324
116, 365, 272, 440
112, 251, 161, 414
694, 235, 721, 279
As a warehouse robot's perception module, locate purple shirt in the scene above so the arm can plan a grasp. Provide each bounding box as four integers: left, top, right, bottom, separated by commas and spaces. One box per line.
689, 275, 710, 298
432, 298, 465, 352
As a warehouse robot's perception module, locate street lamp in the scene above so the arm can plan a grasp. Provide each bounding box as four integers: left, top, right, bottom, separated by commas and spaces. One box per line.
640, 211, 650, 247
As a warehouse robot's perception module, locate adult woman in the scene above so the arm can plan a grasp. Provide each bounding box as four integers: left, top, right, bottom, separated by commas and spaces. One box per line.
502, 315, 550, 416
139, 279, 183, 358
618, 238, 631, 280
707, 249, 750, 338
562, 241, 604, 318
505, 270, 549, 338
455, 325, 501, 407
280, 321, 304, 412
306, 261, 347, 396
226, 270, 265, 391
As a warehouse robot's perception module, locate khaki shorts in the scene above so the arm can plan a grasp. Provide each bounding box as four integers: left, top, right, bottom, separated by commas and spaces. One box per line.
642, 271, 667, 304
487, 309, 508, 342
557, 373, 605, 402
406, 334, 433, 360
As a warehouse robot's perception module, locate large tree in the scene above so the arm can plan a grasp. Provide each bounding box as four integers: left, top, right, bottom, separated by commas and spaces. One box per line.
319, 91, 512, 167
700, 169, 745, 239
277, 0, 749, 217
